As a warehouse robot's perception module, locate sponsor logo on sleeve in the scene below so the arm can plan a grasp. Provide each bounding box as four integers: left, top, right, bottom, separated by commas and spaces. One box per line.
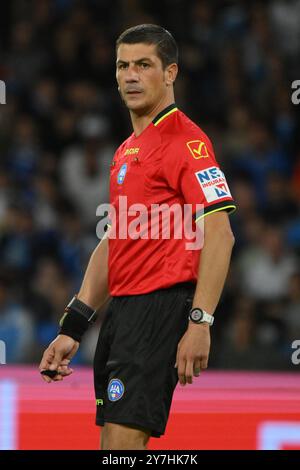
187, 140, 209, 159
195, 166, 232, 202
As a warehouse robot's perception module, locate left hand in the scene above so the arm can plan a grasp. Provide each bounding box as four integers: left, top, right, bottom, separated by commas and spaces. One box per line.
175, 322, 211, 386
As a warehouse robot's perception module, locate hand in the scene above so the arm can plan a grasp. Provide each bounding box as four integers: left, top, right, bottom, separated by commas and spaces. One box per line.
39, 334, 79, 383
175, 322, 211, 386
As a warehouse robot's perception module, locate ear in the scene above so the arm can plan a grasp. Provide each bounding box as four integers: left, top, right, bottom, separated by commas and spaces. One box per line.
165, 63, 178, 86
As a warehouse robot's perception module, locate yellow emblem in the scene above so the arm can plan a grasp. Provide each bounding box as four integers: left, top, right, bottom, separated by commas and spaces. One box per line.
186, 140, 209, 159
124, 148, 139, 156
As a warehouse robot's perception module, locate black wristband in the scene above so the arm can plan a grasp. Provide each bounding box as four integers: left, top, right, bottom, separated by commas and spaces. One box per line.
58, 310, 89, 343
66, 296, 97, 322
58, 296, 97, 342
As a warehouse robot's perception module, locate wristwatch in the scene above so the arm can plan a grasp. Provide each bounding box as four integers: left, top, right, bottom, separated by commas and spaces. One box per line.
189, 308, 214, 326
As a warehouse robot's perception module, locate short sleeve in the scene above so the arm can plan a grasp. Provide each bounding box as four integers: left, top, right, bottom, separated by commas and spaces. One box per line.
162, 134, 236, 222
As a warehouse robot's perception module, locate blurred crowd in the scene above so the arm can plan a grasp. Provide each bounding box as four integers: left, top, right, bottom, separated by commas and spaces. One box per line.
0, 0, 299, 369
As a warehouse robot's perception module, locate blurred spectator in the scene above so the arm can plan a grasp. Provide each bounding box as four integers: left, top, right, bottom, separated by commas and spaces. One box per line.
215, 296, 286, 370
6, 20, 47, 89
0, 204, 36, 278
55, 203, 97, 289
7, 115, 39, 185
269, 0, 300, 60
223, 104, 251, 158
233, 119, 290, 204
285, 272, 300, 343
0, 275, 34, 363
237, 225, 298, 301
29, 258, 71, 348
261, 171, 298, 224
286, 199, 300, 252
0, 168, 13, 220
59, 116, 112, 227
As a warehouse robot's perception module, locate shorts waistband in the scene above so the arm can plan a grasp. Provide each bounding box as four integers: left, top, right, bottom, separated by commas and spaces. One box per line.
163, 281, 196, 292
111, 282, 196, 300
138, 282, 196, 297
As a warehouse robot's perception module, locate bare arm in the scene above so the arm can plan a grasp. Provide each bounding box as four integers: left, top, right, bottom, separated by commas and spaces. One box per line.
176, 211, 235, 385
39, 233, 110, 382
77, 232, 110, 309
192, 211, 235, 314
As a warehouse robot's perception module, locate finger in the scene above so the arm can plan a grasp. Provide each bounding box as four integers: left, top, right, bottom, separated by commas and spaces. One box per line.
175, 339, 183, 368
58, 365, 73, 377
175, 349, 179, 369
193, 359, 201, 377
177, 358, 187, 386
58, 364, 71, 372
200, 355, 209, 370
53, 374, 63, 382
40, 350, 56, 382
49, 350, 64, 371
60, 359, 70, 366
185, 360, 194, 385
39, 348, 55, 372
41, 374, 51, 384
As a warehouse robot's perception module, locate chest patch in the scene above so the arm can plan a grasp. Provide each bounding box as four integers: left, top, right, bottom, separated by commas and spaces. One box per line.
117, 163, 127, 184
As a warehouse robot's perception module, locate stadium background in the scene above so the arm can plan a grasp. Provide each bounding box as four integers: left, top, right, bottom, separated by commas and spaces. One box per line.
0, 0, 300, 450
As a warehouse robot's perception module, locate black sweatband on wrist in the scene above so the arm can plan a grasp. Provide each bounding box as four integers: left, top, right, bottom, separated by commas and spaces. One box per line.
58, 310, 90, 343
58, 296, 97, 342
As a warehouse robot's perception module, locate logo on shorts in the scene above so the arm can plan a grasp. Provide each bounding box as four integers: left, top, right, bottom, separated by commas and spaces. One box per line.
107, 378, 125, 401
117, 163, 127, 184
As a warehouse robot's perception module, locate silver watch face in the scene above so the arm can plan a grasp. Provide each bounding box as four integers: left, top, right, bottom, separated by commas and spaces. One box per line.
190, 309, 203, 322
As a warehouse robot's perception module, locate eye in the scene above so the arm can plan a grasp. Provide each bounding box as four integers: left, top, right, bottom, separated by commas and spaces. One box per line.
140, 63, 150, 69
118, 63, 128, 70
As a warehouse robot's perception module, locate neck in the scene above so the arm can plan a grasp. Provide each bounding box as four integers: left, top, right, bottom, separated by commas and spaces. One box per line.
129, 93, 175, 137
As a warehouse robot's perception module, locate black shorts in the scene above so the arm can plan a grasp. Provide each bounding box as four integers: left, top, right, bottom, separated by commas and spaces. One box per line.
94, 282, 195, 438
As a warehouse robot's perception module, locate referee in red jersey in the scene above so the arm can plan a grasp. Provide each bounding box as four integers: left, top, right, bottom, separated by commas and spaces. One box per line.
40, 24, 236, 450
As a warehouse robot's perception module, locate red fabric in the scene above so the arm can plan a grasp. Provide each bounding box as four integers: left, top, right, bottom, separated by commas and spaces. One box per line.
108, 108, 236, 296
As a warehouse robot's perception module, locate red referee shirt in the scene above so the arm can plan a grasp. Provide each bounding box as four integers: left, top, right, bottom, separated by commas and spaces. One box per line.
108, 104, 236, 296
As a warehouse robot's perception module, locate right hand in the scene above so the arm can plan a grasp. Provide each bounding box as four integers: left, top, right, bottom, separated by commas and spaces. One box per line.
39, 334, 79, 383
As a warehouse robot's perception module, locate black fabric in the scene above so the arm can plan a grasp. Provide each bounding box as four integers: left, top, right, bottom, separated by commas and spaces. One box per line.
194, 200, 237, 221
94, 282, 195, 438
152, 103, 177, 125
58, 311, 90, 343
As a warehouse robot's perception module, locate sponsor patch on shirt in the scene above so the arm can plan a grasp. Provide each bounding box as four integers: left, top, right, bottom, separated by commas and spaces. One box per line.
195, 166, 232, 202
124, 147, 139, 155
186, 140, 209, 159
107, 379, 125, 402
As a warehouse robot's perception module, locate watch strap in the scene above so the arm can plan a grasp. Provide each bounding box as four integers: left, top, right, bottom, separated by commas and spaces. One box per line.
189, 308, 214, 326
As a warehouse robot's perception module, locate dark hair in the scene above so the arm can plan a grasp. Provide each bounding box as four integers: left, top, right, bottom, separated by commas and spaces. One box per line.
116, 24, 178, 69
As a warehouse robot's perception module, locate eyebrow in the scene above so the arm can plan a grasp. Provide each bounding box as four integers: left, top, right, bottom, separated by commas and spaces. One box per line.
116, 57, 153, 65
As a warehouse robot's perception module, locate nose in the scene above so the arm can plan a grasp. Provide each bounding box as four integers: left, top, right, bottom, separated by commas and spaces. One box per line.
125, 64, 139, 83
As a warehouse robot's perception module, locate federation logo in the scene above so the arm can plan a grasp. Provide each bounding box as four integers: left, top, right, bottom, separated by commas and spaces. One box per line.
186, 140, 209, 159
195, 166, 232, 202
117, 163, 127, 184
107, 379, 125, 402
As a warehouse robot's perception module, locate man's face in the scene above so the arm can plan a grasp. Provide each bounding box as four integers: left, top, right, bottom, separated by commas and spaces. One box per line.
116, 43, 172, 113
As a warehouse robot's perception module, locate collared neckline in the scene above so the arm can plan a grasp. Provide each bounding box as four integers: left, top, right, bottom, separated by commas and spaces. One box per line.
152, 103, 178, 126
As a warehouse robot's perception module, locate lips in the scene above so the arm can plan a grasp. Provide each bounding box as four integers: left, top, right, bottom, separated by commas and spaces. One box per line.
126, 89, 143, 94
